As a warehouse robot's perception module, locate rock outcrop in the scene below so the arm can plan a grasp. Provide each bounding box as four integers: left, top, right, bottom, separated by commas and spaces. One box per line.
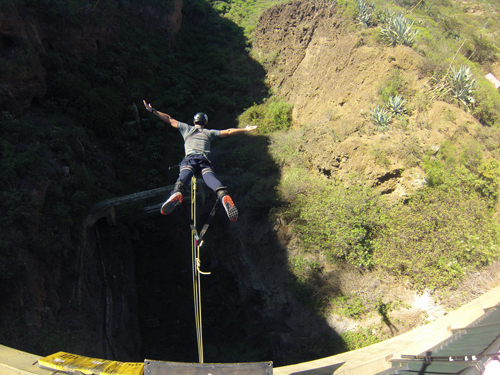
0, 0, 182, 115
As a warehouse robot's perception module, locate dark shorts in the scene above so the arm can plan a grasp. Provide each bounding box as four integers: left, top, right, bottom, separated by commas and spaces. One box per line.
176, 154, 222, 192
179, 154, 214, 176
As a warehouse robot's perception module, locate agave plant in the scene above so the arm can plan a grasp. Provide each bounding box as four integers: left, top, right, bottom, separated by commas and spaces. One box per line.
448, 65, 476, 110
386, 94, 407, 115
376, 8, 394, 25
370, 105, 393, 130
379, 13, 418, 47
356, 0, 374, 27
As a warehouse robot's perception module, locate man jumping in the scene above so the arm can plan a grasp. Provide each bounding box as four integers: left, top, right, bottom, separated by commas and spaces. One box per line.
143, 100, 257, 222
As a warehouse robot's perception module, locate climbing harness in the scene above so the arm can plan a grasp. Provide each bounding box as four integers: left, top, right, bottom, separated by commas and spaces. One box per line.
190, 176, 218, 363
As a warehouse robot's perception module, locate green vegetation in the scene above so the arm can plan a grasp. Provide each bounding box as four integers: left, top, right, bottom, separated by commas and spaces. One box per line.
331, 294, 368, 318
369, 94, 408, 130
373, 159, 500, 289
234, 0, 500, 353
278, 139, 500, 291
208, 0, 288, 36
280, 173, 385, 269
356, 0, 500, 125
449, 65, 476, 110
386, 94, 408, 115
370, 104, 393, 130
238, 98, 293, 134
465, 34, 499, 64
378, 69, 412, 103
369, 69, 413, 130
355, 0, 374, 27
272, 0, 500, 316
379, 12, 419, 47
413, 2, 500, 124
0, 0, 273, 362
340, 328, 381, 350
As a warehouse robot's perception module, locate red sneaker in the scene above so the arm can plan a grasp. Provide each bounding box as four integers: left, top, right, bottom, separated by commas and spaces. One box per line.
161, 192, 183, 215
222, 195, 239, 222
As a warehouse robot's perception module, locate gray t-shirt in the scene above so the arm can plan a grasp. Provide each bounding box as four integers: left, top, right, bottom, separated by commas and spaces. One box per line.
177, 122, 221, 157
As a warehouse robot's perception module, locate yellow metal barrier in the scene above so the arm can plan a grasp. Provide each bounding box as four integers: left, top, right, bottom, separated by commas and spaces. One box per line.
38, 352, 143, 375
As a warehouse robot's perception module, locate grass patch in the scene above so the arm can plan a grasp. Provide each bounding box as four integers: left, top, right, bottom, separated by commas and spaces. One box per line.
238, 97, 293, 134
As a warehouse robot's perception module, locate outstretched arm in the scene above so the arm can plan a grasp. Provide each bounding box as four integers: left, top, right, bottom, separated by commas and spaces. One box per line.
143, 100, 179, 128
220, 125, 258, 138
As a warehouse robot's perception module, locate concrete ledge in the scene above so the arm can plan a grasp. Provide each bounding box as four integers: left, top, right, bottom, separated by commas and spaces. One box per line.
1, 284, 500, 375
0, 345, 46, 375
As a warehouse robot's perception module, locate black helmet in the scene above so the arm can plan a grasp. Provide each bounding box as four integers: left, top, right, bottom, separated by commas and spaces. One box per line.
193, 112, 208, 126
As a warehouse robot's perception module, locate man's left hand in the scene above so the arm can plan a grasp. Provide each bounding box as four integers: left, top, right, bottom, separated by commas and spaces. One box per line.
143, 100, 154, 112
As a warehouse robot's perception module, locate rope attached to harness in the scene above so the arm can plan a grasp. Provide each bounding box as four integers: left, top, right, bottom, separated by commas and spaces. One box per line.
190, 176, 215, 364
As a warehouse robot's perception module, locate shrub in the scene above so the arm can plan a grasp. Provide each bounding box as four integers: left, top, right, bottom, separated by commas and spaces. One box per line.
295, 181, 384, 268
379, 13, 418, 47
374, 159, 500, 289
340, 328, 381, 350
269, 129, 306, 167
71, 87, 125, 137
277, 166, 314, 202
477, 159, 500, 202
441, 17, 462, 40
375, 8, 394, 26
472, 77, 500, 127
464, 34, 498, 64
393, 0, 425, 8
373, 186, 500, 289
330, 294, 368, 318
397, 135, 422, 167
337, 0, 359, 24
238, 98, 293, 134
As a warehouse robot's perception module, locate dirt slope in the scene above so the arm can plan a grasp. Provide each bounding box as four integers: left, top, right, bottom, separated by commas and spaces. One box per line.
254, 0, 487, 202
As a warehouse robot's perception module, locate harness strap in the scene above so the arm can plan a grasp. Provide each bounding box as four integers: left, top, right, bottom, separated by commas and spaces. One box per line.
190, 198, 220, 245
198, 198, 220, 240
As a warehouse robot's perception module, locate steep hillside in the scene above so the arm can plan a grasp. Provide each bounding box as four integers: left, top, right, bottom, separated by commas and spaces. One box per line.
247, 0, 500, 342
254, 0, 497, 201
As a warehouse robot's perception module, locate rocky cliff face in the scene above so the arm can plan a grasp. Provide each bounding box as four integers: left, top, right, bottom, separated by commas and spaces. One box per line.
0, 0, 183, 361
0, 1, 46, 115
0, 0, 182, 115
